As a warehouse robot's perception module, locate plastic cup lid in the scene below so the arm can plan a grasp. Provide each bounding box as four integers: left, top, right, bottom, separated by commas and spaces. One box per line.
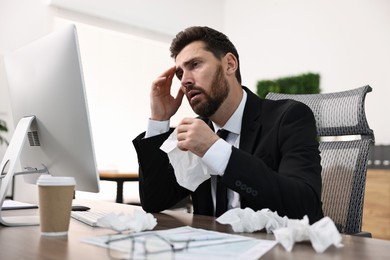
37, 175, 76, 186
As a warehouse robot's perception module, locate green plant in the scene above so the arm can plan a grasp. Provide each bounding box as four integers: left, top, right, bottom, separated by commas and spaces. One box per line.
0, 119, 9, 146
256, 72, 320, 98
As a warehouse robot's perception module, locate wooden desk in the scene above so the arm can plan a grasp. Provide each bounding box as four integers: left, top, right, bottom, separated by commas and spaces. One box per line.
99, 171, 139, 203
1, 200, 390, 259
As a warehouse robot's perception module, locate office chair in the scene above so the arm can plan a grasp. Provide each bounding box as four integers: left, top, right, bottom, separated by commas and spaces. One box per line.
266, 85, 374, 236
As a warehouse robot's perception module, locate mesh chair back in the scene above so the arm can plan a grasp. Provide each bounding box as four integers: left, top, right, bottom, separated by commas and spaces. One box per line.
266, 85, 374, 139
266, 85, 374, 234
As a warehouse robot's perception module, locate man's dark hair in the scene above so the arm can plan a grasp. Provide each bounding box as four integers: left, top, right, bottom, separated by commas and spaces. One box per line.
170, 26, 242, 84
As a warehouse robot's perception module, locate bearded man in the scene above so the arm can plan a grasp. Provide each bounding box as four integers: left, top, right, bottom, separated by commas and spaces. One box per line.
133, 26, 323, 223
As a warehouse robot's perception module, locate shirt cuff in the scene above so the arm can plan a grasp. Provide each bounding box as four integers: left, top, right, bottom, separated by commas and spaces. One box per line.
145, 119, 170, 138
202, 139, 232, 176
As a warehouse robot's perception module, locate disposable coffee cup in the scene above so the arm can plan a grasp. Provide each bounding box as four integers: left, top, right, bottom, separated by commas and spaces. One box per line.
37, 175, 76, 236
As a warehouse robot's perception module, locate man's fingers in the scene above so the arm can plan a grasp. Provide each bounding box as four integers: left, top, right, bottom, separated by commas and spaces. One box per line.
152, 67, 176, 93
165, 68, 175, 86
178, 117, 195, 127
173, 88, 185, 104
159, 66, 176, 77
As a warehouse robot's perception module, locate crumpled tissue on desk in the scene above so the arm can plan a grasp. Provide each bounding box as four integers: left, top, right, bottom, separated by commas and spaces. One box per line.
216, 207, 343, 253
96, 209, 157, 232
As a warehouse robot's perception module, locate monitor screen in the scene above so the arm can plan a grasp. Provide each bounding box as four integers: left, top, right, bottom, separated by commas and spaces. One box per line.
3, 24, 100, 193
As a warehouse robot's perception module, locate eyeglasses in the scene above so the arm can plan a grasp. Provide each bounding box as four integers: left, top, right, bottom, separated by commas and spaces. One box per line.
105, 231, 226, 259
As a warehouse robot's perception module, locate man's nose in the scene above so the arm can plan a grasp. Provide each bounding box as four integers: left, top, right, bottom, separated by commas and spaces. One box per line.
181, 71, 194, 89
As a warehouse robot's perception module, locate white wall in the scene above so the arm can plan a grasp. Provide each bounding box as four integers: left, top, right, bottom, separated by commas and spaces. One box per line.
0, 0, 57, 203
0, 0, 225, 172
224, 0, 390, 144
49, 0, 390, 144
49, 0, 225, 35
0, 0, 224, 201
0, 0, 54, 128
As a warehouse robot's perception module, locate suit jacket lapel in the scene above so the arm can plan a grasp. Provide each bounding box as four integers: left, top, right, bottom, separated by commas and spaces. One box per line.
200, 87, 263, 153
239, 87, 263, 153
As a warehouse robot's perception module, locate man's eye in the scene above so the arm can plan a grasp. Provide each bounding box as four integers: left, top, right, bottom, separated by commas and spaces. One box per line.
175, 71, 183, 80
191, 61, 199, 68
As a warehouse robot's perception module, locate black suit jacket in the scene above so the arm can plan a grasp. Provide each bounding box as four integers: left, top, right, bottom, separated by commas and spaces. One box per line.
133, 87, 323, 223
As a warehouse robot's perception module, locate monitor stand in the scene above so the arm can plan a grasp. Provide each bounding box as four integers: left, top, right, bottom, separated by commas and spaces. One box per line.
0, 116, 45, 226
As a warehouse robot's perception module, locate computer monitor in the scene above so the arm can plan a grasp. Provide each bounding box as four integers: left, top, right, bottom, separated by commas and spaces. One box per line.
0, 24, 100, 226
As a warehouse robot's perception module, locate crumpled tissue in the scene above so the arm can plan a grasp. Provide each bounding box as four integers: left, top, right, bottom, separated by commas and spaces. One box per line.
216, 208, 288, 233
273, 215, 343, 253
96, 209, 157, 232
216, 207, 343, 253
160, 129, 211, 191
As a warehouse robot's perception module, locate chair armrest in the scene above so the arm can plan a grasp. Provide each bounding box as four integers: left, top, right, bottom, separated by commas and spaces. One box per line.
352, 231, 372, 238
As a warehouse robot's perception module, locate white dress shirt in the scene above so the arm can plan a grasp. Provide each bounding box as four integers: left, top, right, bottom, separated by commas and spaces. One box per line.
146, 90, 248, 213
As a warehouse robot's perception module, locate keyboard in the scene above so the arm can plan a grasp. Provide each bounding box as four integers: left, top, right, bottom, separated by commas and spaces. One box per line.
71, 211, 108, 227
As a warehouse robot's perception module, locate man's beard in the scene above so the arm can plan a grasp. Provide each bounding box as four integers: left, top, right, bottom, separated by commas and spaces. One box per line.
190, 65, 229, 118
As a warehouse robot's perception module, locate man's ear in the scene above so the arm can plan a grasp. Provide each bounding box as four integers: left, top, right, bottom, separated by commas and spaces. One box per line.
225, 53, 238, 76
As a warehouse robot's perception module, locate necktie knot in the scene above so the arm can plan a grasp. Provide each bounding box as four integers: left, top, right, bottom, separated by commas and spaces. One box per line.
217, 129, 229, 140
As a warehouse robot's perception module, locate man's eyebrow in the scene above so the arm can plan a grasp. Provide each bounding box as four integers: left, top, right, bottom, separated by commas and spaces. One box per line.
175, 56, 203, 78
175, 58, 193, 76
182, 58, 196, 67
179, 56, 202, 69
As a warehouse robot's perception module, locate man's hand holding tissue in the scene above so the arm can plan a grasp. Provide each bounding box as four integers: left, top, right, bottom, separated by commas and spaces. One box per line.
176, 118, 219, 157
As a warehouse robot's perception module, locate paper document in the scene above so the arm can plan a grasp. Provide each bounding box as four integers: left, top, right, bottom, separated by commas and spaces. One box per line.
1, 200, 38, 210
81, 226, 277, 260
